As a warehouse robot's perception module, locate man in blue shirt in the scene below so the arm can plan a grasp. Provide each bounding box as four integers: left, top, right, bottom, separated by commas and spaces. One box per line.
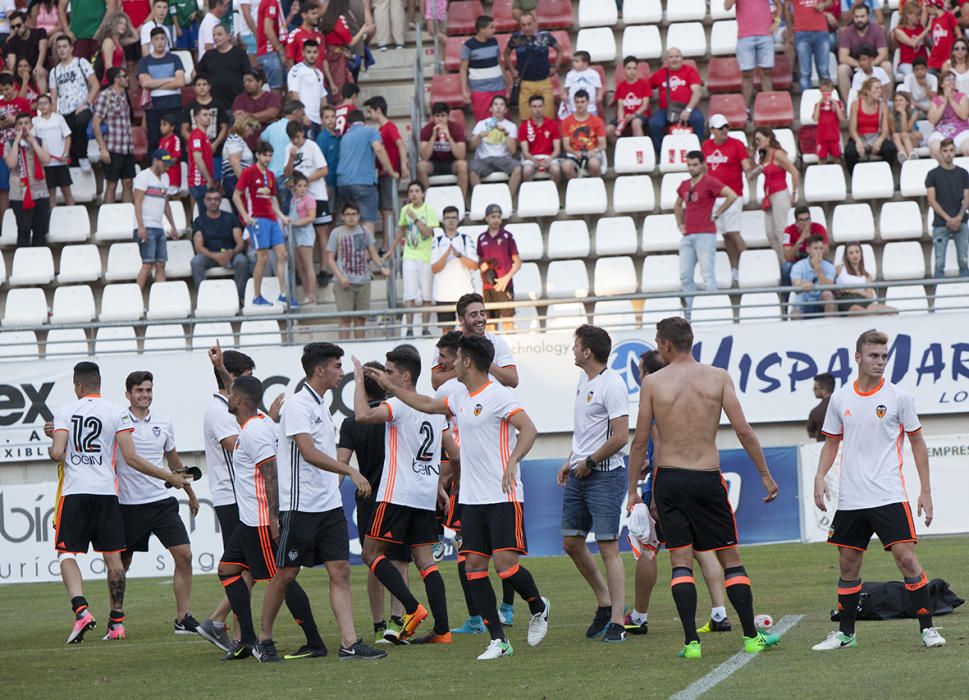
335, 110, 398, 236
790, 235, 837, 318
503, 11, 560, 119
259, 99, 305, 212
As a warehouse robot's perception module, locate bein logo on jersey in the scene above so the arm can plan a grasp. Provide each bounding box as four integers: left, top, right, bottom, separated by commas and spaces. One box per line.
876, 404, 887, 418
608, 339, 655, 397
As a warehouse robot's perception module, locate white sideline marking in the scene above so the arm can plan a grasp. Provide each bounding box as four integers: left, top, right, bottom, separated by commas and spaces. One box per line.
669, 614, 804, 700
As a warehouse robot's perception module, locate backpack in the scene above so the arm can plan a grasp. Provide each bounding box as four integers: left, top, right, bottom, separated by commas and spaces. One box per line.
830, 578, 964, 622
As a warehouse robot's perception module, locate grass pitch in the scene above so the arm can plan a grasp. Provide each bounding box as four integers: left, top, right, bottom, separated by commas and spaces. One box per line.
3, 537, 967, 699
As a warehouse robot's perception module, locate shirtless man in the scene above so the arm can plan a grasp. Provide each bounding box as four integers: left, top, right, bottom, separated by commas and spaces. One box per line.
627, 317, 779, 659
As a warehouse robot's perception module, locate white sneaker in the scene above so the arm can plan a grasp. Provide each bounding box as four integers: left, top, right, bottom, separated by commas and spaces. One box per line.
79, 157, 92, 173
922, 627, 946, 647
527, 596, 549, 647
811, 630, 857, 651
476, 638, 513, 660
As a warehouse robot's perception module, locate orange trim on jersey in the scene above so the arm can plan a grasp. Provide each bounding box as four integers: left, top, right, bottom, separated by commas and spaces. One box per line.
902, 502, 917, 539
116, 427, 135, 434
506, 407, 523, 420
383, 402, 393, 420
820, 431, 843, 440
456, 554, 466, 563
828, 541, 867, 552
670, 575, 695, 586
82, 394, 102, 398
498, 563, 519, 579
53, 428, 69, 433
837, 583, 863, 595
905, 427, 922, 436
255, 456, 275, 467
468, 380, 493, 398
896, 427, 908, 498
852, 378, 885, 397
240, 413, 266, 431
513, 501, 525, 551
466, 570, 490, 580
369, 554, 386, 573
420, 565, 440, 580
385, 426, 398, 503
254, 469, 270, 527
497, 364, 517, 369
257, 525, 277, 578
725, 576, 752, 587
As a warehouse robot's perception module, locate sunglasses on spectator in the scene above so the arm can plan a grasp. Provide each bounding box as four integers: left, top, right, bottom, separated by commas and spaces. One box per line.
10, 22, 22, 30
796, 217, 811, 223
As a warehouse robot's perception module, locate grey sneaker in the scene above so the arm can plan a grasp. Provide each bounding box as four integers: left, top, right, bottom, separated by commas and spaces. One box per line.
197, 618, 231, 652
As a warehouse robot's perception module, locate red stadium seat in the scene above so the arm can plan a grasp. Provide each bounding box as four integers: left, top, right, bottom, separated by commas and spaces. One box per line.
444, 36, 463, 71
447, 1, 484, 35
180, 86, 195, 108
708, 93, 747, 129
753, 91, 794, 127
536, 0, 574, 30
448, 108, 466, 125
492, 0, 518, 32
132, 127, 148, 162
706, 57, 742, 93
429, 73, 465, 108
753, 54, 793, 91
611, 60, 651, 88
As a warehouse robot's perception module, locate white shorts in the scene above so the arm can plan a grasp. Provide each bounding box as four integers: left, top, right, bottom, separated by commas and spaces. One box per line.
402, 258, 432, 303
929, 130, 969, 149
715, 197, 742, 235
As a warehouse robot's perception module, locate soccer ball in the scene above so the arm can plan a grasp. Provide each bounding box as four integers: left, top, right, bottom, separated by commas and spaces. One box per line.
754, 614, 774, 630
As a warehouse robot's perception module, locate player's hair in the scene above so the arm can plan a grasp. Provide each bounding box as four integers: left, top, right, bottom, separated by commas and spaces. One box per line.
217, 350, 255, 389
232, 375, 264, 407
458, 334, 495, 373
341, 82, 360, 99
639, 350, 665, 375
286, 120, 306, 138
302, 38, 319, 49
437, 330, 462, 354
814, 373, 835, 393
125, 370, 154, 393
656, 317, 694, 353
475, 15, 493, 32
364, 95, 388, 115
363, 361, 386, 401
456, 292, 484, 320
302, 342, 344, 377
574, 324, 612, 364
73, 361, 101, 390
386, 345, 422, 385
686, 149, 704, 163
855, 329, 889, 353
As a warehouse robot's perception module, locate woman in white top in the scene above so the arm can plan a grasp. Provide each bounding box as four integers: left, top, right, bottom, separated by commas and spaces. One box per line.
221, 113, 257, 213
942, 38, 969, 97
834, 242, 895, 315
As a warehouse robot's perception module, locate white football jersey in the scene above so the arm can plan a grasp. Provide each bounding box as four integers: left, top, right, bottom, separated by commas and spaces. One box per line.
571, 369, 629, 471
433, 377, 464, 442
276, 384, 343, 513
375, 398, 447, 510
232, 414, 278, 527
203, 393, 240, 507
485, 331, 515, 369
821, 379, 923, 510
53, 396, 134, 496
446, 381, 524, 505
117, 411, 175, 505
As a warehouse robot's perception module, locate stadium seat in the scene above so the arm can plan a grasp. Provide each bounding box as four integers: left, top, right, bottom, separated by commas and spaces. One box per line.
146, 281, 191, 320
545, 259, 589, 298
1, 208, 15, 245
514, 262, 543, 300
595, 217, 638, 255
932, 281, 969, 310
659, 173, 690, 209
641, 214, 682, 251
667, 0, 706, 21
425, 185, 465, 220
622, 0, 663, 24
804, 164, 847, 202
65, 167, 97, 203
621, 25, 663, 60
50, 285, 96, 324
710, 0, 737, 19
614, 137, 656, 174
429, 74, 464, 108
878, 201, 923, 240
9, 247, 55, 286
0, 253, 5, 285
443, 36, 465, 72
640, 254, 681, 292
446, 0, 483, 34
613, 175, 656, 213
708, 93, 747, 129
47, 206, 91, 243
881, 242, 926, 280
173, 50, 194, 82
105, 243, 143, 282
706, 57, 743, 93
710, 21, 738, 56
833, 244, 877, 278
196, 280, 241, 318
666, 22, 707, 58
593, 299, 637, 328
192, 322, 235, 349
143, 324, 187, 351
44, 328, 89, 356
491, 0, 517, 32
2, 288, 48, 326
690, 293, 735, 324
96, 203, 136, 242
899, 158, 936, 197
242, 278, 283, 316
564, 178, 608, 216
659, 133, 700, 173
641, 295, 684, 323
56, 245, 102, 284
536, 0, 574, 30
594, 257, 638, 296
95, 326, 139, 354
578, 0, 618, 27
164, 239, 194, 278
239, 320, 283, 346
799, 88, 840, 126
740, 210, 770, 248
513, 305, 540, 332
470, 183, 512, 221
506, 223, 544, 260
547, 220, 591, 259
884, 285, 928, 311
516, 180, 560, 217
753, 91, 794, 127
753, 54, 793, 91
774, 128, 797, 160
851, 162, 894, 200
831, 204, 875, 243
738, 293, 782, 321
164, 202, 188, 236
132, 127, 148, 162
575, 27, 616, 63
99, 284, 144, 322
0, 330, 38, 358
738, 249, 780, 287
697, 251, 734, 290
545, 302, 589, 331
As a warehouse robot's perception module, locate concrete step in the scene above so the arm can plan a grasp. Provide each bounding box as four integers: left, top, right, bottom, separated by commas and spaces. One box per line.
358, 46, 434, 84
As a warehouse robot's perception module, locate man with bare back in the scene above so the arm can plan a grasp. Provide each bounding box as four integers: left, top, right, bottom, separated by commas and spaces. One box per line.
627, 317, 779, 659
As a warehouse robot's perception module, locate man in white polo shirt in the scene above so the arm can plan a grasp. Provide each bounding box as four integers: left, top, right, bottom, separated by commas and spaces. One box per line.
430, 206, 479, 329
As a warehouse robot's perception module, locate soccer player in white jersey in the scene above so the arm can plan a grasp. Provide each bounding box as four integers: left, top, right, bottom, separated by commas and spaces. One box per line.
366, 334, 549, 660
813, 329, 945, 650
353, 346, 460, 645
255, 342, 386, 663
557, 325, 630, 643
116, 371, 201, 636
48, 362, 190, 644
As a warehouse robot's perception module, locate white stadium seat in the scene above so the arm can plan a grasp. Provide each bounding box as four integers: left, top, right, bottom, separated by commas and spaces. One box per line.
196, 280, 241, 318
738, 293, 782, 322
710, 0, 736, 20
0, 253, 5, 285
0, 330, 38, 358
739, 250, 780, 288
547, 220, 591, 259
57, 244, 102, 284
95, 326, 139, 353
146, 281, 191, 320
45, 328, 89, 356
740, 210, 770, 248
192, 322, 236, 349
425, 185, 465, 220
50, 285, 96, 324
99, 284, 144, 322
164, 239, 195, 278
642, 214, 682, 251
1, 208, 15, 245
659, 133, 700, 173
804, 164, 847, 202
243, 278, 283, 316
851, 162, 894, 200
143, 324, 187, 351
578, 0, 618, 27
641, 295, 684, 323
469, 183, 512, 221
614, 137, 656, 174
594, 257, 638, 296
933, 281, 969, 310
514, 262, 543, 300
690, 293, 734, 324
9, 247, 55, 286
516, 181, 560, 217
831, 204, 875, 243
65, 167, 97, 203
885, 285, 928, 311
774, 129, 797, 160
666, 0, 707, 21
173, 50, 194, 82
96, 203, 136, 242
613, 175, 656, 213
545, 302, 589, 331
546, 260, 589, 298
47, 206, 92, 243
515, 306, 541, 333
879, 201, 923, 240
623, 0, 663, 23
833, 244, 877, 278
710, 20, 738, 56
239, 320, 283, 346
506, 223, 543, 261
666, 22, 707, 58
784, 206, 827, 229
695, 251, 733, 290
622, 25, 663, 60
640, 254, 681, 292
659, 173, 690, 210
941, 240, 965, 278
575, 28, 616, 63
105, 242, 143, 282
564, 177, 608, 215
593, 300, 638, 328
595, 217, 638, 255
2, 289, 48, 326
899, 158, 936, 197
165, 202, 189, 236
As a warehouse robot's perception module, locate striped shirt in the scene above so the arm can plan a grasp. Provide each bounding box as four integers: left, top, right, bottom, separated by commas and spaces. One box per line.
460, 37, 505, 92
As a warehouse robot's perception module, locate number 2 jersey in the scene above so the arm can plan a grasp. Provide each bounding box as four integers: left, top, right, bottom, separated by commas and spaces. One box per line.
375, 398, 447, 510
53, 395, 134, 496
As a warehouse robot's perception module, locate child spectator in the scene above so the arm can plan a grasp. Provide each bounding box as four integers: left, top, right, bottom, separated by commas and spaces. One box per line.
187, 106, 216, 213
893, 1, 929, 77
561, 89, 607, 179
316, 104, 341, 201
608, 55, 650, 142
813, 79, 845, 164
559, 50, 602, 119
386, 181, 439, 336
892, 91, 923, 162
903, 56, 939, 116
927, 0, 959, 74
32, 93, 73, 207
288, 171, 320, 305
158, 113, 183, 196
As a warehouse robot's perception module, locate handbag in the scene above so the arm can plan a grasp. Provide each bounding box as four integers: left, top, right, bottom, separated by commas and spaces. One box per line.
664, 70, 688, 124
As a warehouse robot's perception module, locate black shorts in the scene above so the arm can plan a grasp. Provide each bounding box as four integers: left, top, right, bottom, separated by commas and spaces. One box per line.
357, 500, 411, 562
445, 492, 462, 531
368, 502, 438, 548
827, 502, 918, 551
215, 503, 241, 550
121, 497, 190, 553
458, 502, 528, 557
653, 467, 737, 552
45, 166, 72, 188
276, 508, 350, 568
104, 152, 136, 182
482, 288, 514, 318
314, 199, 332, 225
429, 160, 456, 177
54, 494, 126, 554
221, 523, 278, 581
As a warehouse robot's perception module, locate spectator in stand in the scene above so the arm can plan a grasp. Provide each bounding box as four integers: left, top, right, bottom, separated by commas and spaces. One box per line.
221, 112, 257, 205
504, 10, 560, 119
187, 106, 217, 213
94, 12, 138, 86
49, 35, 98, 172
57, 0, 111, 59
182, 73, 229, 177
287, 171, 323, 304
837, 4, 891, 100
417, 101, 468, 198
236, 0, 259, 60
476, 203, 520, 332
927, 1, 960, 76
322, 0, 370, 97
197, 25, 249, 106
519, 94, 562, 183
838, 0, 882, 25
647, 47, 704, 154
751, 126, 800, 263
286, 1, 327, 74
850, 44, 892, 94
0, 74, 32, 213
191, 186, 248, 303
782, 205, 830, 286
608, 56, 650, 143
5, 112, 52, 248
725, 0, 778, 108
422, 0, 448, 45
171, 0, 200, 51
925, 138, 969, 277
373, 0, 405, 51
834, 241, 896, 314
92, 66, 136, 204
5, 11, 49, 92
133, 149, 179, 289
138, 27, 185, 152
470, 94, 522, 197
326, 200, 390, 339
157, 114, 182, 195
431, 205, 479, 327
942, 38, 969, 96
702, 114, 753, 284
385, 181, 439, 336
29, 1, 64, 44
336, 109, 398, 236
287, 39, 328, 140
32, 93, 73, 207
845, 77, 897, 173
333, 82, 360, 136
806, 372, 835, 441
13, 57, 41, 110
232, 69, 282, 148
559, 50, 602, 119
560, 89, 606, 180
460, 15, 509, 123
317, 104, 341, 200
511, 0, 536, 22
790, 235, 837, 318
813, 78, 845, 164
892, 91, 923, 162
903, 56, 937, 117
257, 0, 288, 93
893, 1, 929, 78
364, 95, 408, 230
674, 151, 737, 316
344, 0, 377, 84
139, 0, 175, 56
197, 0, 227, 60
786, 0, 833, 93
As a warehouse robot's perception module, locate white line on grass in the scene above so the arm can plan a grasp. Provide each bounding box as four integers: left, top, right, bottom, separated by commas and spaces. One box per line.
669, 614, 804, 700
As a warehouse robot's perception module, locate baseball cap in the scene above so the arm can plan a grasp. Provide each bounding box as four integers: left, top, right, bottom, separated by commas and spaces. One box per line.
709, 114, 729, 129
485, 203, 503, 216
151, 148, 174, 165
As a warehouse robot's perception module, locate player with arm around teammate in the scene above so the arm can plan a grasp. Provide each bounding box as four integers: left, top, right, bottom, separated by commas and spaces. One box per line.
431, 292, 519, 390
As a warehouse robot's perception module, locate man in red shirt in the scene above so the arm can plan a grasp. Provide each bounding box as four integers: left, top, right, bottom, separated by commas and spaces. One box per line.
257, 0, 287, 92
519, 94, 562, 183
674, 150, 738, 317
782, 205, 831, 285
476, 203, 521, 332
363, 95, 408, 235
560, 90, 606, 180
0, 73, 33, 214
187, 106, 216, 215
647, 47, 705, 154
789, 0, 835, 92
417, 101, 469, 198
927, 1, 959, 71
701, 114, 753, 284
608, 56, 651, 143
334, 83, 360, 136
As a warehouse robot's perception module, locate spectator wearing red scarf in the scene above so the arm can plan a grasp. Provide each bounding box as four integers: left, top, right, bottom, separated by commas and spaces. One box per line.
4, 112, 51, 247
